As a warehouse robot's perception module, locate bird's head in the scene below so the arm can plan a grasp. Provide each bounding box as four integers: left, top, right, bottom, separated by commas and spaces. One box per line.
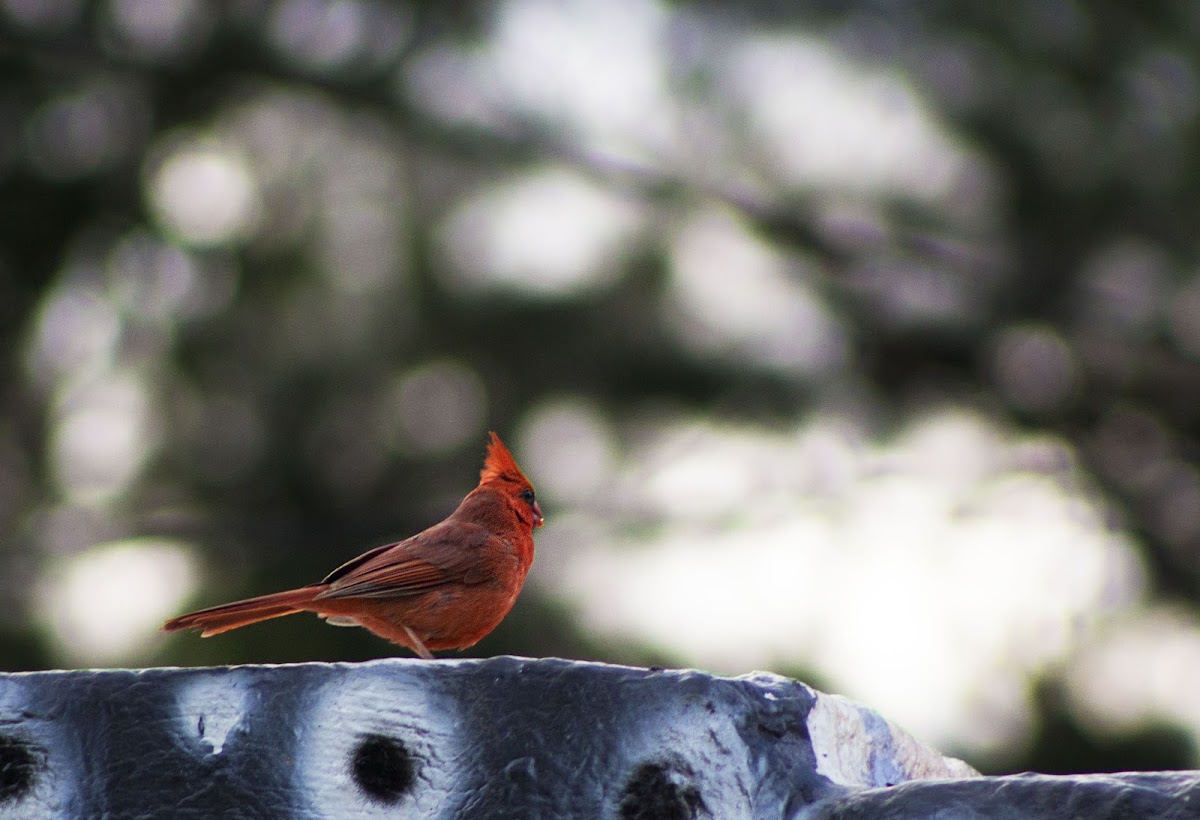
480, 432, 544, 528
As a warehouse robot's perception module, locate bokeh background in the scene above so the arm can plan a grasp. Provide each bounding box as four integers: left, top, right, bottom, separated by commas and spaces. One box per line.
2, 0, 1200, 776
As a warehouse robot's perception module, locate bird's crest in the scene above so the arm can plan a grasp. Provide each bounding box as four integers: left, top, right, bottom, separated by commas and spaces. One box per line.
480, 432, 528, 484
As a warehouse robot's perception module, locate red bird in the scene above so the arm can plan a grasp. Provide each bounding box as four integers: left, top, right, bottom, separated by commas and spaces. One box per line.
162, 432, 543, 659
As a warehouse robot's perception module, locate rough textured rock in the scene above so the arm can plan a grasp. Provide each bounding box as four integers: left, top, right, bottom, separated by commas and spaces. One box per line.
0, 657, 1191, 818
802, 771, 1200, 820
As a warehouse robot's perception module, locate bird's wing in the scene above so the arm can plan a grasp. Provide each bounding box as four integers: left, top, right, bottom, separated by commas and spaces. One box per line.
319, 541, 399, 586
316, 522, 494, 600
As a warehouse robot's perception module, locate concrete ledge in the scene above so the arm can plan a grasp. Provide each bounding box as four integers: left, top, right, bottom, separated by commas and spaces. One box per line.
0, 657, 1191, 818
804, 771, 1200, 820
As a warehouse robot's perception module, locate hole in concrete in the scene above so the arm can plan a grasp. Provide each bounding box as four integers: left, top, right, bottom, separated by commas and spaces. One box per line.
619, 760, 706, 820
351, 733, 414, 804
0, 735, 39, 803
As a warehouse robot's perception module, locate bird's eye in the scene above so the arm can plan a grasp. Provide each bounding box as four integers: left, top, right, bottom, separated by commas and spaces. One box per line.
519, 487, 535, 503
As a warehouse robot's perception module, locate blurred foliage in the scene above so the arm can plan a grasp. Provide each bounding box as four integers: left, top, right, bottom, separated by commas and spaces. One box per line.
1, 0, 1199, 776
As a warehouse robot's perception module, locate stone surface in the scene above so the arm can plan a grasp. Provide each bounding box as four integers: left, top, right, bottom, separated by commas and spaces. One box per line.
802, 771, 1200, 820
0, 657, 1191, 818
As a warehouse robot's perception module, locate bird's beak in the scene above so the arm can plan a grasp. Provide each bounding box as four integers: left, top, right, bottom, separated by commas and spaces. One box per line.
532, 501, 545, 527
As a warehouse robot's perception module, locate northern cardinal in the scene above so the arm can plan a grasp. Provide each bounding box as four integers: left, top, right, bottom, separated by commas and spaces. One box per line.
162, 432, 543, 659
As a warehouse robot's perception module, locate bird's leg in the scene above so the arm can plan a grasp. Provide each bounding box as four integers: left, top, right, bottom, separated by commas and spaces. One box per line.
404, 625, 433, 659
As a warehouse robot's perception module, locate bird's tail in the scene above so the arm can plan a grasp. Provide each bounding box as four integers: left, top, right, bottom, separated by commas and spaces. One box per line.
161, 587, 323, 637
